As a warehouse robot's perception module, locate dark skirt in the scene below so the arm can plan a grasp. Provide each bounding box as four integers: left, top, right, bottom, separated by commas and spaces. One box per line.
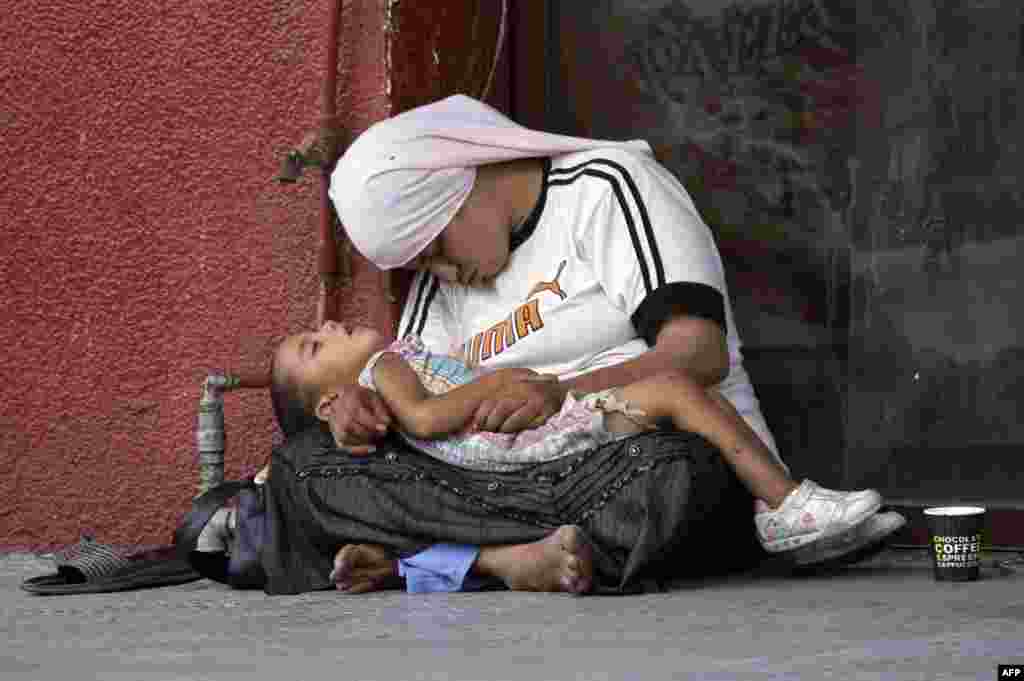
262, 426, 766, 595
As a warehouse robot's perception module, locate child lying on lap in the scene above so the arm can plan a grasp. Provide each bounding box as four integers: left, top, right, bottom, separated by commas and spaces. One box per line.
275, 322, 881, 549
212, 320, 882, 593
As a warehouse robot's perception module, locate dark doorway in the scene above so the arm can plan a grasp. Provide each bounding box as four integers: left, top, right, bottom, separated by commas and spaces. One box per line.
508, 0, 1024, 544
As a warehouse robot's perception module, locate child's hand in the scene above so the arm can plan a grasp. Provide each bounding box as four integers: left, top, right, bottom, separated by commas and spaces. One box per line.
322, 385, 393, 454
473, 376, 566, 433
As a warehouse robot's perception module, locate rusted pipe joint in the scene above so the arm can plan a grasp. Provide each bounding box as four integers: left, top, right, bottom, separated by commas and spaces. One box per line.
195, 372, 242, 495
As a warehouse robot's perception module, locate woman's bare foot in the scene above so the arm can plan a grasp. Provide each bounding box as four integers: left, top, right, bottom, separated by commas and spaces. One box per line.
330, 544, 403, 594
476, 525, 594, 594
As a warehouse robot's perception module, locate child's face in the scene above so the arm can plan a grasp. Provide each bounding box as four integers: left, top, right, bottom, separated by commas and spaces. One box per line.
275, 321, 388, 400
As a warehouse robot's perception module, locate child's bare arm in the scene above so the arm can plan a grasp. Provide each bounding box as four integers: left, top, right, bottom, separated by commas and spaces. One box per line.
372, 353, 544, 439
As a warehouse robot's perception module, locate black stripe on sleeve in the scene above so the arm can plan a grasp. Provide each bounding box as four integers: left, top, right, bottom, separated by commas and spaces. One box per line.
585, 158, 665, 288
549, 168, 654, 296
415, 277, 441, 337
400, 273, 432, 340
631, 282, 726, 347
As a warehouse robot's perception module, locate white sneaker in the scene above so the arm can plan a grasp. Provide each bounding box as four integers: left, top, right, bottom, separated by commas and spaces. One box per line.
791, 510, 906, 566
755, 480, 882, 553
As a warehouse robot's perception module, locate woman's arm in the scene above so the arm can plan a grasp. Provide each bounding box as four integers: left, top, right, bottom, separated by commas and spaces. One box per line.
371, 353, 546, 439
468, 315, 727, 434
562, 314, 728, 394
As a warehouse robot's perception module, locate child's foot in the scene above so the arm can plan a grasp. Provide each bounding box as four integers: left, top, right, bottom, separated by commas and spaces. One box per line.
330, 544, 403, 594
755, 480, 881, 553
791, 511, 906, 566
480, 526, 594, 594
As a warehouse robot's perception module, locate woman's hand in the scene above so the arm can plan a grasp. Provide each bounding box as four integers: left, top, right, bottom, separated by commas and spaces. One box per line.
322, 385, 393, 454
472, 373, 565, 433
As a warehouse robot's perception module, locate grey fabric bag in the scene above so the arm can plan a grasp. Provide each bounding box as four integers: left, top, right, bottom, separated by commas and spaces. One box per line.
175, 480, 268, 590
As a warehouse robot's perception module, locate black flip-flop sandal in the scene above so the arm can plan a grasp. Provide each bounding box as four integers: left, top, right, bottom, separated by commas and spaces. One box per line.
21, 537, 200, 595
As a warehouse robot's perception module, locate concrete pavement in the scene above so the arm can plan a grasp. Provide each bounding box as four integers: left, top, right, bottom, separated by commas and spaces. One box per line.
3, 550, 1023, 681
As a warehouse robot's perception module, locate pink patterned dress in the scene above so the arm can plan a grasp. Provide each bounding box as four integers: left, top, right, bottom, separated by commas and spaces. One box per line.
358, 336, 645, 472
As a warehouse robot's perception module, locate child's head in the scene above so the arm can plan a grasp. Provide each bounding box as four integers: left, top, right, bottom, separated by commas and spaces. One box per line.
270, 321, 388, 437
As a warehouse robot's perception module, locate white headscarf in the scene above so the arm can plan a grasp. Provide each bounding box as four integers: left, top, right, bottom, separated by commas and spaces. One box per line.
330, 95, 652, 270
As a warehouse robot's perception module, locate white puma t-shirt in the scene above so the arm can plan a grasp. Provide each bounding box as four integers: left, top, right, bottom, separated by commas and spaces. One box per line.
398, 148, 781, 462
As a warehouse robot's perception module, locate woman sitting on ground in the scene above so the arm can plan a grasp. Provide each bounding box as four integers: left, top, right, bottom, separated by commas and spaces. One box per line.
205, 94, 903, 596
262, 319, 882, 593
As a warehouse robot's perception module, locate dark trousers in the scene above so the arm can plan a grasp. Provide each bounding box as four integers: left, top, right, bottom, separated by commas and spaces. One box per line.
262, 427, 765, 595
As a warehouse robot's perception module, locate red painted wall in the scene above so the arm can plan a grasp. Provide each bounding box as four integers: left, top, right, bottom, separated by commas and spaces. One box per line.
1, 0, 391, 549
2, 0, 510, 550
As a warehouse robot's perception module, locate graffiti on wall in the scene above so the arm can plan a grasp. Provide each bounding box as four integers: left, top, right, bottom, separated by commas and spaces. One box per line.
623, 0, 867, 248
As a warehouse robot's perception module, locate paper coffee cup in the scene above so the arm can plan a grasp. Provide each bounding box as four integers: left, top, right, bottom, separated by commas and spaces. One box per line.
924, 506, 986, 582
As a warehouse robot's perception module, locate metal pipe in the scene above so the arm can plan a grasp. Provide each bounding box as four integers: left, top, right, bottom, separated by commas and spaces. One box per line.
195, 371, 268, 494
196, 374, 235, 495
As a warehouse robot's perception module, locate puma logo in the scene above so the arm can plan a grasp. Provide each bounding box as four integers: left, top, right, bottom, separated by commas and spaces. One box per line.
526, 260, 568, 301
